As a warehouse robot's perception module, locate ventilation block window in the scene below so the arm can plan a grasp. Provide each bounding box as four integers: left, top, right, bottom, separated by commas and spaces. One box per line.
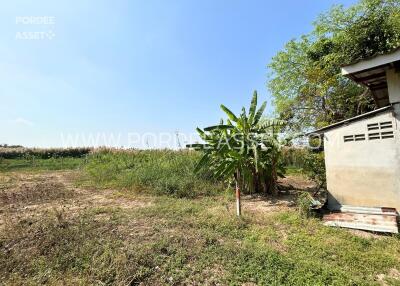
344, 134, 366, 142
381, 131, 394, 139
367, 123, 379, 131
343, 135, 354, 142
367, 121, 394, 140
354, 134, 366, 141
368, 133, 380, 140
379, 121, 393, 129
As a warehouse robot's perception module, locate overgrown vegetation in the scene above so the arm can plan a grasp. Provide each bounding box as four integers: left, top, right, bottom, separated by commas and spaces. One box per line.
0, 147, 322, 191
81, 149, 223, 198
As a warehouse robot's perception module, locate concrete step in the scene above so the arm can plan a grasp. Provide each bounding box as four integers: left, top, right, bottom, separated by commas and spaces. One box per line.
323, 208, 399, 233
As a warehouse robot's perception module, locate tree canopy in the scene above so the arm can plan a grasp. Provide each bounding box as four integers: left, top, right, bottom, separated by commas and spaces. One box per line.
268, 0, 400, 132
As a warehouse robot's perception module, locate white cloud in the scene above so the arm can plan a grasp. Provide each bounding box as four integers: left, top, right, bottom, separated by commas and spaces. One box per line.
13, 117, 34, 126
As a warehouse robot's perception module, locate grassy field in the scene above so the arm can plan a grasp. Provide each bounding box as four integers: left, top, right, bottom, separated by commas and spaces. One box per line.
1, 153, 400, 285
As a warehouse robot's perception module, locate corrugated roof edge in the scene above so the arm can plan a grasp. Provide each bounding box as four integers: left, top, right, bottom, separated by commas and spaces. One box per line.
306, 105, 393, 135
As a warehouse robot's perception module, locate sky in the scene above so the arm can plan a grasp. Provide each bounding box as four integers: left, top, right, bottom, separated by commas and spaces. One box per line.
0, 0, 357, 148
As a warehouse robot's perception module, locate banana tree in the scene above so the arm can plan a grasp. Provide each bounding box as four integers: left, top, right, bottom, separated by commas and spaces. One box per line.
187, 91, 286, 216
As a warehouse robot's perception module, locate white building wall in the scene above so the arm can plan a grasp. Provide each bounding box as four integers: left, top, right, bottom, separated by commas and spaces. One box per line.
324, 108, 400, 210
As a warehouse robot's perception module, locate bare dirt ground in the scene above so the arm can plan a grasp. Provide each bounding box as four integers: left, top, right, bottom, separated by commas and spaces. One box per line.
0, 171, 152, 232
242, 175, 318, 213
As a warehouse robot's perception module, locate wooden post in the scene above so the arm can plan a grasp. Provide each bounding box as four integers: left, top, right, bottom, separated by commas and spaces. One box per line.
235, 177, 241, 217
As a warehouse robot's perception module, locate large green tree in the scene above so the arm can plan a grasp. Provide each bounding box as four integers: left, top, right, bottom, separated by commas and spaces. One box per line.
268, 0, 400, 132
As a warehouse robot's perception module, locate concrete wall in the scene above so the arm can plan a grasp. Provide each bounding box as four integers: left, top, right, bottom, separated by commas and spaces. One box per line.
324, 107, 400, 210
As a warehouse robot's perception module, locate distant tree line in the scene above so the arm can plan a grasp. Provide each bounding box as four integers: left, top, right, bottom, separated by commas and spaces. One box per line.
0, 144, 24, 148
0, 147, 92, 159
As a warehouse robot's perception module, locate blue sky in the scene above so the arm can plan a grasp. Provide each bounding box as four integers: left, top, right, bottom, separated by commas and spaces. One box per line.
0, 0, 356, 148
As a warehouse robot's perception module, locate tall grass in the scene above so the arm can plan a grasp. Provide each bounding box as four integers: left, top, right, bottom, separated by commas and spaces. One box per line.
82, 149, 224, 198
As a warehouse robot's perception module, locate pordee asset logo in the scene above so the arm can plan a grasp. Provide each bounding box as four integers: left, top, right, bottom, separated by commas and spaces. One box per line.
15, 31, 56, 40
15, 16, 56, 40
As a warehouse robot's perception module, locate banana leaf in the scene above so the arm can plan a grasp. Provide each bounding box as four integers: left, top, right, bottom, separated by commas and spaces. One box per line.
220, 104, 238, 122
204, 125, 234, 132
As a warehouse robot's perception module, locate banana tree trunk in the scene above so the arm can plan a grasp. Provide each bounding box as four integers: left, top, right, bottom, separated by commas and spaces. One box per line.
263, 157, 278, 196
269, 156, 278, 196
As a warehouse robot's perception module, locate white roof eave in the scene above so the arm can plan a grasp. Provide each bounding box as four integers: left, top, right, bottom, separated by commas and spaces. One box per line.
341, 49, 400, 76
